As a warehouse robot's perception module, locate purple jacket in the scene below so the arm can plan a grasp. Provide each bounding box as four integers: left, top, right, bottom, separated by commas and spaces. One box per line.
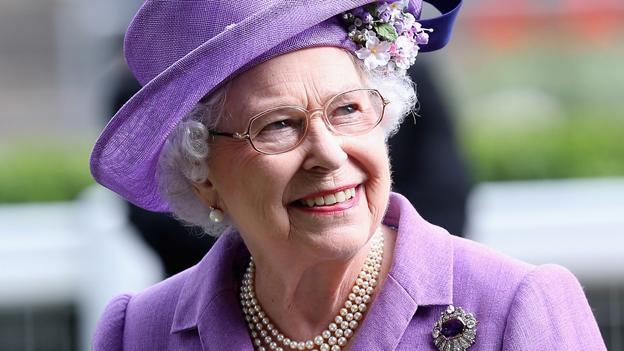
93, 193, 605, 350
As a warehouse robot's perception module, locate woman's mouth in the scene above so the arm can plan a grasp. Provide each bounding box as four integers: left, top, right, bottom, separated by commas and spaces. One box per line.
292, 185, 361, 213
299, 186, 356, 207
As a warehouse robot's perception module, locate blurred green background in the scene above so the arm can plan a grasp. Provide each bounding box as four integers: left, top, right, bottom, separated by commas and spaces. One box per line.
457, 41, 624, 182
0, 142, 93, 203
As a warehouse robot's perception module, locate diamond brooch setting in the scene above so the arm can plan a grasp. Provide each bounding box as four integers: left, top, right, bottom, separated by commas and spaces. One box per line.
432, 305, 478, 351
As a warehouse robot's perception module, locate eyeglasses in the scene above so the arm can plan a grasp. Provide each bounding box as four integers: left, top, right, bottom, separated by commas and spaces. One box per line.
209, 89, 389, 155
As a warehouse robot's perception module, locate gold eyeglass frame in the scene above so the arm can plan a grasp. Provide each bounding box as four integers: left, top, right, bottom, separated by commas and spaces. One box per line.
208, 88, 390, 155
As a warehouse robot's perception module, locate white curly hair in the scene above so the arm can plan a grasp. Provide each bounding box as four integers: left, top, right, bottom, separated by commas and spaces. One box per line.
157, 55, 417, 236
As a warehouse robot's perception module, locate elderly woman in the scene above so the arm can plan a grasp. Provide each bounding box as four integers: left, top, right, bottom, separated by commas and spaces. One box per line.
91, 1, 605, 350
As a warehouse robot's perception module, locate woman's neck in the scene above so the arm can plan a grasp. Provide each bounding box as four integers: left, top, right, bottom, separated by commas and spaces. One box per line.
250, 227, 396, 342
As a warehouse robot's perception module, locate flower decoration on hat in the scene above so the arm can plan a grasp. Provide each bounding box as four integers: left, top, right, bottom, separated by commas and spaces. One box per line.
342, 0, 433, 76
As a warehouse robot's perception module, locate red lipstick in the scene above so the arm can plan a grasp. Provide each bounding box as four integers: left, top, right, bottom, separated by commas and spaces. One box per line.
294, 185, 361, 215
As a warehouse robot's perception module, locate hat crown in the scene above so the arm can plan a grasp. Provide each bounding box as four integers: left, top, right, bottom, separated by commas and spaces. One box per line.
124, 0, 430, 86
125, 0, 273, 85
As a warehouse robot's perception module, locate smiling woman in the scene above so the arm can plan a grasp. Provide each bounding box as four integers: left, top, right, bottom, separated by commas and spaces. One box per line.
191, 48, 394, 269
90, 1, 605, 350
159, 48, 414, 238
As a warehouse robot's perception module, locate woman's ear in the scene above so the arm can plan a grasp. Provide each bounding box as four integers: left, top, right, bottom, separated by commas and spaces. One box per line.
192, 177, 220, 209
192, 175, 228, 230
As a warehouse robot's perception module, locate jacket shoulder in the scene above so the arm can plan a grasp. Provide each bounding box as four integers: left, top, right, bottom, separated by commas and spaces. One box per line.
450, 237, 604, 350
93, 294, 133, 351
501, 264, 606, 350
451, 236, 534, 299
92, 267, 193, 350
127, 267, 190, 319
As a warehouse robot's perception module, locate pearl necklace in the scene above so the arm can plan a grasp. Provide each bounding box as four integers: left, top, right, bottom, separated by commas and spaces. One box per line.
240, 229, 384, 351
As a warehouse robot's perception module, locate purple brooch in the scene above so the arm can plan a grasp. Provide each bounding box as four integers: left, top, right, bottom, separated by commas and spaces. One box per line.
432, 305, 478, 351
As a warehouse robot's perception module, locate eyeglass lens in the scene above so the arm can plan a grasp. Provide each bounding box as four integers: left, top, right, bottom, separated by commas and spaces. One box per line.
249, 89, 384, 154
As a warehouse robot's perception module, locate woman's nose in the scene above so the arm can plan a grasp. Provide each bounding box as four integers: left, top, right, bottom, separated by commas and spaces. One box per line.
301, 112, 348, 171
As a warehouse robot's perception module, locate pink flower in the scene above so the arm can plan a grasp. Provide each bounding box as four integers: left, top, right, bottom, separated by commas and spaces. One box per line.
355, 36, 392, 70
395, 35, 415, 55
389, 42, 398, 55
393, 35, 418, 69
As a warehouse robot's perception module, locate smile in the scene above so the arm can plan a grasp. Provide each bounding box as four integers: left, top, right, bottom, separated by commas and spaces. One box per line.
298, 186, 358, 208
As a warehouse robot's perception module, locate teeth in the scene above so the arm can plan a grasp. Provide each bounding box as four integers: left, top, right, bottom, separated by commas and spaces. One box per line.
300, 187, 357, 207
335, 191, 346, 202
324, 194, 337, 205
346, 188, 355, 199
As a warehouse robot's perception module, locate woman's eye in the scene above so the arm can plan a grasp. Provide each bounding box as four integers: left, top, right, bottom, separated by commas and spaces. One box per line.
264, 119, 294, 130
334, 104, 359, 116
260, 118, 302, 133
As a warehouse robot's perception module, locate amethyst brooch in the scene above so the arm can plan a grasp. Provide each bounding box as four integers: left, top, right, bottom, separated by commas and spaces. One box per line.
432, 305, 478, 351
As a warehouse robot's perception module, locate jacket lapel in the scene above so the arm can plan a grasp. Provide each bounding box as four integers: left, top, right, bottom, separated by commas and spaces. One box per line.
197, 291, 254, 350
349, 192, 454, 350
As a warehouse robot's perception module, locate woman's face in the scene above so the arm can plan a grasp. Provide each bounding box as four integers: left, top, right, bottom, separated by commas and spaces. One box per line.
198, 47, 391, 261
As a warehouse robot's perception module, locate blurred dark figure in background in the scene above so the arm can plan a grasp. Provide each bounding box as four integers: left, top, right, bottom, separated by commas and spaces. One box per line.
106, 59, 469, 277
391, 61, 471, 236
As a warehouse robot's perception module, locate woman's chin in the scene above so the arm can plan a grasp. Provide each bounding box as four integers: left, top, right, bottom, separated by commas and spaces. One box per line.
282, 184, 384, 260
291, 225, 375, 261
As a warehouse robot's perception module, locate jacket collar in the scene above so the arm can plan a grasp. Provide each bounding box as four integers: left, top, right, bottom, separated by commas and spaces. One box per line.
384, 192, 454, 306
349, 192, 454, 350
170, 192, 454, 349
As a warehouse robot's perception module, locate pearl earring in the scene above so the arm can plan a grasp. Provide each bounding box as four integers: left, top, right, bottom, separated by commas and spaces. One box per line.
208, 207, 224, 223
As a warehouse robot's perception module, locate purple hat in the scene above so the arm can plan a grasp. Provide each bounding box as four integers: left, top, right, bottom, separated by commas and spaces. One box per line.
90, 0, 462, 212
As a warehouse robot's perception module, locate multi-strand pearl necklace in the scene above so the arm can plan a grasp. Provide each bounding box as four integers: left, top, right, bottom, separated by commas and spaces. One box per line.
240, 229, 384, 351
